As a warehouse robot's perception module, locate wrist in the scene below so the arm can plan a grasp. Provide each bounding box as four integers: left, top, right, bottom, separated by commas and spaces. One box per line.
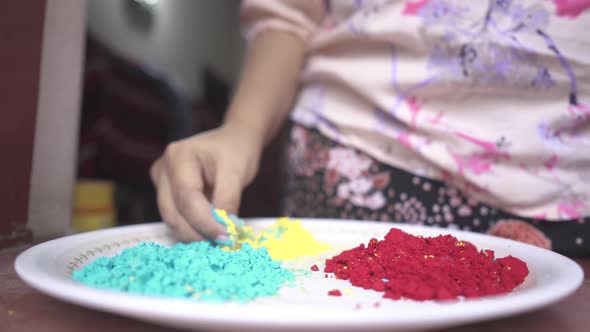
220, 120, 266, 156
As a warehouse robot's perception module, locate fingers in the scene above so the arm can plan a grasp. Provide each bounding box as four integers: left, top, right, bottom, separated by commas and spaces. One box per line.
154, 172, 204, 242
164, 145, 227, 240
212, 166, 242, 215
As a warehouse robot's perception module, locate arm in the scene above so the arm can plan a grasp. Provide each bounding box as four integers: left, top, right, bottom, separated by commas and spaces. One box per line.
224, 29, 306, 149
150, 29, 306, 242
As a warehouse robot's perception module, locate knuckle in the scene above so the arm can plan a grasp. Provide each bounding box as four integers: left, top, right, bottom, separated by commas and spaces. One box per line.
163, 142, 182, 161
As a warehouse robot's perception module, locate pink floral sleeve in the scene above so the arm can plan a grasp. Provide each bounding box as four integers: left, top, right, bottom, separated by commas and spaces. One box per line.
240, 0, 326, 42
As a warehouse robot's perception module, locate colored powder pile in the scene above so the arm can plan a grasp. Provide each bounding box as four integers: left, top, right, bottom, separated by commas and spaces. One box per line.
324, 228, 529, 301
248, 217, 332, 260
72, 241, 295, 302
211, 209, 244, 248
213, 209, 331, 260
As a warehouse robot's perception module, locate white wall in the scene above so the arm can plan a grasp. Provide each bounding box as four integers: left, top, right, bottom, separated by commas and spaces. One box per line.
86, 0, 244, 97
28, 0, 87, 239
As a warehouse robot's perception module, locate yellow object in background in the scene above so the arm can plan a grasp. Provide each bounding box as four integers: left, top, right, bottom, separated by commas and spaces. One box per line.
72, 180, 116, 232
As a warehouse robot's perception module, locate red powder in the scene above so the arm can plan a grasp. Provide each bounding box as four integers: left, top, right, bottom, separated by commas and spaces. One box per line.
324, 228, 529, 301
311, 264, 319, 271
328, 289, 342, 296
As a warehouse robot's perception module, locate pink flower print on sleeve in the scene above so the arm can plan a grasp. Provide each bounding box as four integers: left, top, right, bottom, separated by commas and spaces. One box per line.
447, 148, 493, 176
427, 110, 444, 126
407, 96, 422, 128
459, 132, 508, 156
397, 132, 414, 150
538, 102, 590, 149
463, 156, 494, 175
568, 102, 590, 118
402, 0, 430, 15
544, 154, 559, 170
557, 199, 587, 219
446, 132, 511, 176
552, 0, 590, 18
373, 107, 415, 150
454, 131, 511, 160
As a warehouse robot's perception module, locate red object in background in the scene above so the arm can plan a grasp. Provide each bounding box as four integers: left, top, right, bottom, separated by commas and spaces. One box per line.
0, 1, 46, 249
327, 289, 342, 297
324, 228, 529, 301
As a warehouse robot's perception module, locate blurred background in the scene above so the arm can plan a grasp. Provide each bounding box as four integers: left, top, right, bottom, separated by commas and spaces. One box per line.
75, 0, 284, 231
0, 0, 284, 248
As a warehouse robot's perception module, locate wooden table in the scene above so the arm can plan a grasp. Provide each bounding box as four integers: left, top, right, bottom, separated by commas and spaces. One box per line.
1, 246, 588, 332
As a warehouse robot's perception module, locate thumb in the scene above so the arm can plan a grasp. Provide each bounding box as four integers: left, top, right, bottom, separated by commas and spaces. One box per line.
211, 166, 243, 215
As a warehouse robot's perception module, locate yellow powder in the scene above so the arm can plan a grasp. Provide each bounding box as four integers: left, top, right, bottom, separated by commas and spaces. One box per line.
213, 209, 330, 260
212, 209, 256, 248
246, 217, 332, 260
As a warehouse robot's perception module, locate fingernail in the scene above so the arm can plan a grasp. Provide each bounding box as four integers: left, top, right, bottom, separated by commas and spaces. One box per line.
216, 234, 229, 242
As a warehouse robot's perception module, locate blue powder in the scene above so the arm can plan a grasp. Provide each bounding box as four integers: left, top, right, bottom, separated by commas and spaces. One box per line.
72, 241, 295, 302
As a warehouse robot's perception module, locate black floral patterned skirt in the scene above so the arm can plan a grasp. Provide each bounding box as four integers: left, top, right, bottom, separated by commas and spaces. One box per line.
280, 123, 589, 257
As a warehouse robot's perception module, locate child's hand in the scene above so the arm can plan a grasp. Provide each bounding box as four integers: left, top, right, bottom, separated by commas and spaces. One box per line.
151, 29, 306, 242
150, 123, 263, 242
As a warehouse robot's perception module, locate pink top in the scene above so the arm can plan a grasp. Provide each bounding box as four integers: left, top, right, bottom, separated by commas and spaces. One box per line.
240, 0, 590, 221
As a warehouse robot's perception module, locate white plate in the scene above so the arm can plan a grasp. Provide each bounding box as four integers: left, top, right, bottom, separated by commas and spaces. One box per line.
15, 219, 584, 332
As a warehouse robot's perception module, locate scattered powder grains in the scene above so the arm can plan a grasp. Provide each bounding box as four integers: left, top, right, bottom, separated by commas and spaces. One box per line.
213, 209, 331, 260
324, 228, 529, 301
72, 241, 294, 302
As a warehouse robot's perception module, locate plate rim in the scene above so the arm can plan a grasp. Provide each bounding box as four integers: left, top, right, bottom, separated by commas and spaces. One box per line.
14, 219, 585, 331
